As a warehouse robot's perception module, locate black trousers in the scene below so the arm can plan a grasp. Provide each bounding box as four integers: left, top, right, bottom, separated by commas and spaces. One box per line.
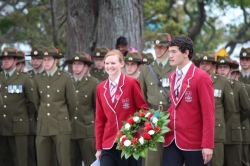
162, 141, 210, 166
100, 144, 140, 166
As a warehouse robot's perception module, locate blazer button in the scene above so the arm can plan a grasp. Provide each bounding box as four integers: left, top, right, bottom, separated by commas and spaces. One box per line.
65, 117, 68, 120
5, 87, 7, 89
4, 96, 7, 98
47, 113, 50, 116
218, 124, 221, 127
20, 119, 22, 121
4, 105, 6, 108
75, 117, 77, 119
160, 90, 162, 93
47, 103, 50, 107
47, 86, 50, 88
76, 108, 78, 110
243, 127, 245, 129
76, 90, 79, 93
91, 121, 94, 123
159, 101, 162, 105
238, 127, 240, 129
3, 114, 6, 117
47, 95, 50, 98
30, 119, 33, 121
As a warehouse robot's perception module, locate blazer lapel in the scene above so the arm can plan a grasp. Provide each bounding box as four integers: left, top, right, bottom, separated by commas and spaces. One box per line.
176, 63, 195, 105
113, 73, 125, 109
159, 62, 173, 78
169, 72, 177, 106
151, 61, 161, 76
7, 70, 18, 85
75, 77, 88, 90
0, 72, 7, 86
103, 79, 115, 112
49, 70, 60, 84
211, 74, 217, 84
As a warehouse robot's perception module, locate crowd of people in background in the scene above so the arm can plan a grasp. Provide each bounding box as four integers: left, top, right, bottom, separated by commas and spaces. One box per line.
0, 33, 250, 166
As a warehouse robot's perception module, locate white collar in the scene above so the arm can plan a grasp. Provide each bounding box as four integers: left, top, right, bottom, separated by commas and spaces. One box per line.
109, 72, 121, 85
176, 61, 192, 76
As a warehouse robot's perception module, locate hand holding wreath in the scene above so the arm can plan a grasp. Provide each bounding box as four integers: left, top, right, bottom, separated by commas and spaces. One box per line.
116, 109, 170, 160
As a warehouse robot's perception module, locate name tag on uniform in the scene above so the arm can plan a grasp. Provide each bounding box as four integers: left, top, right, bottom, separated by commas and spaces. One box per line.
162, 78, 170, 87
214, 89, 222, 98
8, 85, 23, 93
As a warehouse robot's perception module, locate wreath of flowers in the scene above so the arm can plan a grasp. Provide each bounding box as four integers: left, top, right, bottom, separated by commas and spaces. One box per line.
116, 109, 170, 160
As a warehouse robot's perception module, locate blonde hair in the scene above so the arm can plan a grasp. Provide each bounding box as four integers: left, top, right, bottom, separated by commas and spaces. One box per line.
104, 49, 124, 63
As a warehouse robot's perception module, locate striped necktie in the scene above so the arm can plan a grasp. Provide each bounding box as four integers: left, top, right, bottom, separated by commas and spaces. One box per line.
174, 69, 183, 100
110, 82, 117, 103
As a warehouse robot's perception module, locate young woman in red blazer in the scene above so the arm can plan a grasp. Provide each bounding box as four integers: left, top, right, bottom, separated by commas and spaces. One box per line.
95, 49, 148, 166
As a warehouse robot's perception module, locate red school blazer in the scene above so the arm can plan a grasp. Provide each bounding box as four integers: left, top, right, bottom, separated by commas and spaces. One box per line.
95, 73, 148, 150
164, 63, 215, 150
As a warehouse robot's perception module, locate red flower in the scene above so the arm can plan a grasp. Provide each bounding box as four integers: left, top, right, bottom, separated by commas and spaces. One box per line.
121, 137, 127, 143
127, 117, 135, 125
168, 36, 171, 41
139, 55, 142, 60
138, 110, 145, 117
147, 114, 154, 121
55, 49, 59, 54
117, 132, 123, 137
144, 122, 153, 130
132, 137, 138, 146
143, 127, 148, 131
155, 126, 161, 133
142, 132, 152, 140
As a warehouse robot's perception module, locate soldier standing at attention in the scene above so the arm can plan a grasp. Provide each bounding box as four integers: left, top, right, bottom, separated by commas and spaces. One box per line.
124, 52, 145, 78
90, 47, 109, 81
230, 60, 250, 166
65, 52, 98, 166
28, 46, 59, 166
0, 47, 36, 166
33, 47, 77, 166
239, 47, 250, 84
216, 56, 250, 166
16, 51, 26, 72
197, 51, 235, 166
28, 46, 45, 77
138, 33, 174, 166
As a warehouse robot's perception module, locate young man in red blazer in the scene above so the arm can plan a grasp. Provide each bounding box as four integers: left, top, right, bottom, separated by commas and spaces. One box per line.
162, 36, 215, 166
95, 49, 148, 166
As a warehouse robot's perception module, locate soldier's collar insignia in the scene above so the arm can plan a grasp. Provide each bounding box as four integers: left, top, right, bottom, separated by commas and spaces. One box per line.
44, 52, 48, 55
4, 52, 8, 56
17, 72, 19, 75
75, 56, 79, 60
220, 60, 225, 63
96, 52, 100, 56
155, 40, 160, 44
58, 72, 61, 75
34, 51, 38, 55
143, 58, 147, 62
128, 57, 133, 60
243, 52, 247, 56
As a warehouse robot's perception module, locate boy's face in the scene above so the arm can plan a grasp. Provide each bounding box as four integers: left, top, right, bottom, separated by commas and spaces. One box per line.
169, 46, 188, 67
217, 64, 231, 77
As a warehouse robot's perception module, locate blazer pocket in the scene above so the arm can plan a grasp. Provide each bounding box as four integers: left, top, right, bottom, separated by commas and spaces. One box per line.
83, 116, 95, 136
80, 92, 92, 105
13, 117, 28, 134
53, 88, 65, 102
242, 125, 249, 142
231, 124, 242, 142
214, 123, 225, 141
58, 116, 71, 133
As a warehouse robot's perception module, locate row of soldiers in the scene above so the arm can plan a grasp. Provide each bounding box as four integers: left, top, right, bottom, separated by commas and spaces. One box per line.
1, 32, 250, 166
0, 43, 155, 166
